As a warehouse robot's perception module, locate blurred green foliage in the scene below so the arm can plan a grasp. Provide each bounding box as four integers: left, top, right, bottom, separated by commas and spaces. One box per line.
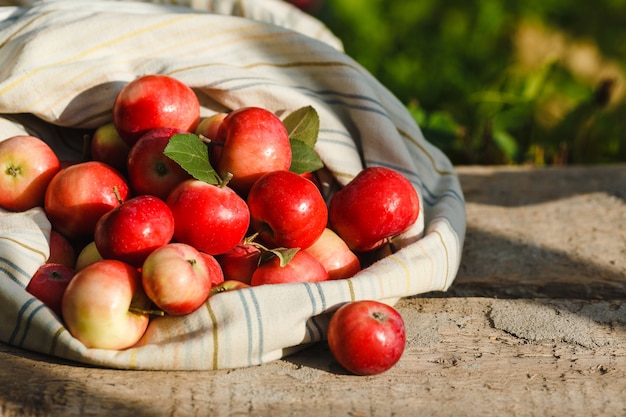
315, 0, 626, 165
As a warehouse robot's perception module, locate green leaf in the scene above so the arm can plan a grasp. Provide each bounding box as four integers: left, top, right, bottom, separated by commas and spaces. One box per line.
283, 106, 320, 147
289, 138, 324, 174
259, 247, 300, 267
163, 134, 221, 185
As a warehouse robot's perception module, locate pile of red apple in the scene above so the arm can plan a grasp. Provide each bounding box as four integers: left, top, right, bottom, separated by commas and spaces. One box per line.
0, 74, 417, 375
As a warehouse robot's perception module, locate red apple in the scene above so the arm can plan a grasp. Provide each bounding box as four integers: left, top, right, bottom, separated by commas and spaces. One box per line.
74, 241, 103, 271
62, 259, 151, 349
94, 195, 175, 267
329, 167, 420, 252
201, 252, 225, 287
216, 241, 262, 285
304, 228, 361, 280
90, 122, 130, 174
327, 300, 406, 375
113, 74, 200, 146
44, 161, 130, 239
195, 112, 228, 141
0, 135, 60, 211
250, 250, 329, 286
247, 170, 327, 250
126, 126, 192, 200
166, 179, 250, 255
212, 107, 292, 196
26, 263, 76, 319
141, 243, 211, 316
47, 230, 77, 268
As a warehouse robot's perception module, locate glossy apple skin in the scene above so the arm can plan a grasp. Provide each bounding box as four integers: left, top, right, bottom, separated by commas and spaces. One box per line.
141, 243, 211, 316
94, 195, 175, 268
247, 170, 328, 250
44, 161, 130, 239
212, 107, 292, 196
216, 242, 261, 285
195, 112, 228, 141
62, 260, 151, 350
166, 179, 250, 256
113, 74, 200, 146
0, 135, 60, 212
90, 122, 130, 174
209, 279, 250, 297
47, 230, 77, 268
250, 250, 329, 286
200, 252, 225, 287
126, 126, 191, 200
26, 263, 76, 319
304, 228, 361, 280
329, 167, 420, 252
327, 300, 406, 376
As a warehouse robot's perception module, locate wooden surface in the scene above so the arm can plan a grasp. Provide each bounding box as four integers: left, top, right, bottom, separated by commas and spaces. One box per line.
1, 164, 625, 417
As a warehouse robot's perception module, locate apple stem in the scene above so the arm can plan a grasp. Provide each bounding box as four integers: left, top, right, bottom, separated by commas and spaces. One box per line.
198, 133, 212, 144
112, 186, 124, 205
129, 306, 166, 316
219, 172, 234, 189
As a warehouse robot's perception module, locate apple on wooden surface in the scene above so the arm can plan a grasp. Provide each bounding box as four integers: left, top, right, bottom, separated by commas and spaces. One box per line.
141, 243, 212, 316
327, 300, 406, 375
62, 259, 151, 350
113, 74, 200, 147
44, 161, 130, 239
0, 135, 60, 212
26, 263, 76, 319
329, 167, 420, 252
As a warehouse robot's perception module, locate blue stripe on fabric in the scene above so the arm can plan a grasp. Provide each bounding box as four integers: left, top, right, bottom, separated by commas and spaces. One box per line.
248, 290, 264, 366
236, 289, 254, 367
18, 303, 47, 347
303, 284, 320, 341
0, 256, 33, 286
8, 297, 37, 345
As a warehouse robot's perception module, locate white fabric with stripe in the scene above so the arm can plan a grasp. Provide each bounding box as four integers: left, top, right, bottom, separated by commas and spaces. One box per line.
0, 0, 465, 370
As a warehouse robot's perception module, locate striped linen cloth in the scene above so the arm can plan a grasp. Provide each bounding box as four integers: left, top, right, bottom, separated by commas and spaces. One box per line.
0, 0, 466, 370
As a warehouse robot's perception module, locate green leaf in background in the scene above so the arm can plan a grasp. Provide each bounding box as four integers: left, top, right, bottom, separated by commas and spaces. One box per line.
289, 138, 324, 174
283, 106, 320, 147
163, 133, 221, 185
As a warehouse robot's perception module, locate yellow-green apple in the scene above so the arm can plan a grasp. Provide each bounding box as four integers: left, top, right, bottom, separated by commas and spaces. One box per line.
26, 263, 76, 319
74, 241, 103, 271
126, 126, 192, 200
44, 161, 130, 239
94, 195, 175, 267
211, 107, 292, 196
0, 135, 60, 211
62, 259, 151, 349
195, 112, 228, 140
216, 241, 261, 285
141, 243, 211, 316
304, 228, 361, 280
327, 300, 406, 375
166, 179, 250, 255
209, 279, 250, 297
113, 74, 200, 147
47, 230, 77, 268
329, 167, 420, 252
247, 170, 327, 249
250, 250, 329, 286
90, 122, 130, 174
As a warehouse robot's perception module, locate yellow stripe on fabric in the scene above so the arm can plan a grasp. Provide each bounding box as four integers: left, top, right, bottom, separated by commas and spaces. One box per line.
0, 14, 195, 97
128, 348, 138, 370
205, 302, 220, 370
386, 254, 413, 296
347, 279, 356, 302
49, 326, 65, 356
416, 240, 436, 290
433, 229, 451, 289
398, 128, 455, 176
0, 236, 47, 262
